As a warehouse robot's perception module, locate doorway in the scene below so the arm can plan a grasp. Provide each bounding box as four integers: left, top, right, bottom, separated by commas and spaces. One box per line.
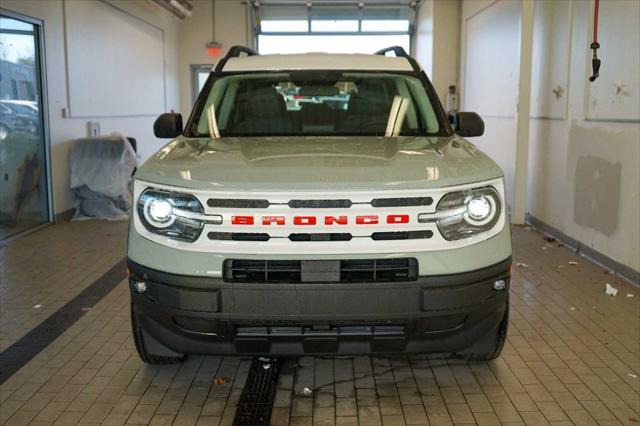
191, 64, 213, 105
0, 10, 52, 241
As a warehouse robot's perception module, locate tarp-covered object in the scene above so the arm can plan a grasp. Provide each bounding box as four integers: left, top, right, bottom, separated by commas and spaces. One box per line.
70, 133, 139, 220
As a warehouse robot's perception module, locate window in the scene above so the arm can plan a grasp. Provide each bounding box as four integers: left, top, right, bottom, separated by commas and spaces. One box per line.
310, 20, 359, 32
260, 20, 308, 32
0, 12, 52, 240
362, 20, 410, 32
189, 72, 445, 138
258, 34, 410, 55
255, 5, 413, 55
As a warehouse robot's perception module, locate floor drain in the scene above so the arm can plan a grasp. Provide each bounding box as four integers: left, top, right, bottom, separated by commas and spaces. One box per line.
233, 357, 280, 426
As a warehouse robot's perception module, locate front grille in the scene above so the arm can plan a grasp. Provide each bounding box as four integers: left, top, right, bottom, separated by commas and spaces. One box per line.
206, 197, 433, 209
208, 232, 270, 241
209, 232, 431, 242
174, 316, 223, 334
289, 233, 352, 241
288, 199, 352, 208
371, 230, 433, 241
223, 258, 418, 283
235, 324, 405, 337
341, 258, 418, 282
371, 196, 433, 207
207, 199, 270, 208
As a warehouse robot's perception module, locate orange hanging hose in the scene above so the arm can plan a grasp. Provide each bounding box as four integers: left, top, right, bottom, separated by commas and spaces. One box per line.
593, 0, 599, 43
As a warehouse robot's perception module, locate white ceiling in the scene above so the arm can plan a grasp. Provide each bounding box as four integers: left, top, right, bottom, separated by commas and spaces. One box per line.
253, 1, 419, 6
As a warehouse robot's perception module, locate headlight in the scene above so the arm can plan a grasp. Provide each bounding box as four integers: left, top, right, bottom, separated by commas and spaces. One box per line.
467, 197, 491, 221
419, 186, 501, 241
145, 198, 174, 227
137, 189, 221, 242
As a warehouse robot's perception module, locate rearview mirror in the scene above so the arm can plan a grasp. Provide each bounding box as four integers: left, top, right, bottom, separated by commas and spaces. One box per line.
154, 113, 183, 138
455, 112, 484, 137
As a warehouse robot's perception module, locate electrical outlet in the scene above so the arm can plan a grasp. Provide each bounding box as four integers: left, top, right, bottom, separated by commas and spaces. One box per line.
87, 121, 100, 137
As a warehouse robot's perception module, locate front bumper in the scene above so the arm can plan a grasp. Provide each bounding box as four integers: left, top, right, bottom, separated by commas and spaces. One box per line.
129, 257, 510, 356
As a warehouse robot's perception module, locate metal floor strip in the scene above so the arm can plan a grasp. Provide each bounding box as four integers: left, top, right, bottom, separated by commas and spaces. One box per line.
233, 357, 281, 426
0, 258, 127, 384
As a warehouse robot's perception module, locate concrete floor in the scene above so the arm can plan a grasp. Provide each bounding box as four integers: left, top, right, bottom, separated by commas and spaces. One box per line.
0, 221, 638, 425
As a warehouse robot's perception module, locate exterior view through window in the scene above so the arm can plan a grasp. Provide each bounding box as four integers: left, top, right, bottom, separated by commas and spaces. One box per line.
191, 72, 442, 137
258, 34, 411, 55
0, 13, 50, 241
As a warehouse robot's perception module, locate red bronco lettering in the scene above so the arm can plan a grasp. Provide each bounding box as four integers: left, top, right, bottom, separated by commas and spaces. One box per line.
231, 215, 410, 225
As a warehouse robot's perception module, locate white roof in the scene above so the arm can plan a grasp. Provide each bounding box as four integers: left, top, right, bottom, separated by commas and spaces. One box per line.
223, 53, 415, 73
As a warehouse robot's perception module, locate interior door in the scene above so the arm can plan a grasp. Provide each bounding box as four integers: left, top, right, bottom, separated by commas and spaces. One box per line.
0, 11, 51, 240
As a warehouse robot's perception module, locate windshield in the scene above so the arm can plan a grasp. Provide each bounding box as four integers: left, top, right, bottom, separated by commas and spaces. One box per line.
188, 72, 447, 138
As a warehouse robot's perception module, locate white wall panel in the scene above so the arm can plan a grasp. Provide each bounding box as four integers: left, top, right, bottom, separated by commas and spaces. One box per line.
463, 0, 520, 118
530, 0, 571, 119
586, 0, 640, 121
460, 0, 521, 207
431, 0, 460, 103
527, 0, 640, 272
65, 0, 165, 117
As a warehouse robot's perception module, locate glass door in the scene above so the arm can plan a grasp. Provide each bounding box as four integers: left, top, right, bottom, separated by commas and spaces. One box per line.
0, 11, 51, 240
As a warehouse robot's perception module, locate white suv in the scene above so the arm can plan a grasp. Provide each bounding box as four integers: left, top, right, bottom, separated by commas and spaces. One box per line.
127, 46, 511, 364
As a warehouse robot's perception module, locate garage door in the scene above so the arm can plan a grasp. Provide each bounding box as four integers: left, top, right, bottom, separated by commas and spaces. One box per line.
251, 0, 415, 54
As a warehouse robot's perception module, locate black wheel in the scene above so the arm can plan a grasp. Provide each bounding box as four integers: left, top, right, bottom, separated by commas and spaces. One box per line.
458, 298, 509, 361
131, 301, 185, 364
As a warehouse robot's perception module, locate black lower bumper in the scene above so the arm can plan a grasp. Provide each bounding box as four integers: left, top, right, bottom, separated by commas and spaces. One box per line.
128, 258, 510, 356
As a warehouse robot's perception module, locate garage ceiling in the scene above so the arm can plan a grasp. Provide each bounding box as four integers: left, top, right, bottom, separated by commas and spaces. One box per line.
149, 0, 193, 19
252, 0, 422, 6
252, 1, 419, 5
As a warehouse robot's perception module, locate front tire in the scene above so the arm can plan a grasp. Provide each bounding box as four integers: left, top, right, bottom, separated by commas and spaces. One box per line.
458, 298, 509, 361
131, 301, 185, 364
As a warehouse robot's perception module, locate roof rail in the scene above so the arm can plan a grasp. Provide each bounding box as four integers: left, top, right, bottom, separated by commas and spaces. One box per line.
374, 46, 421, 73
214, 45, 259, 74
374, 46, 409, 58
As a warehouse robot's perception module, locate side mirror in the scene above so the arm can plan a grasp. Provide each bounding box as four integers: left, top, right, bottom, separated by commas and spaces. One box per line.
455, 112, 484, 137
153, 113, 183, 138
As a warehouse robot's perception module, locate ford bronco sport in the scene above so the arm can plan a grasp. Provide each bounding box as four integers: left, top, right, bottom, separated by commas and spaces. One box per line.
128, 46, 512, 364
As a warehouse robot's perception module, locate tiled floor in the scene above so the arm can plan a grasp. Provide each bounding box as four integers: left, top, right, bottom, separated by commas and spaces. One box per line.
0, 222, 638, 425
0, 221, 127, 352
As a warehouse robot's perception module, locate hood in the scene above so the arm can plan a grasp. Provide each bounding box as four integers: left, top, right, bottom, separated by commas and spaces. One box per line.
135, 136, 503, 192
